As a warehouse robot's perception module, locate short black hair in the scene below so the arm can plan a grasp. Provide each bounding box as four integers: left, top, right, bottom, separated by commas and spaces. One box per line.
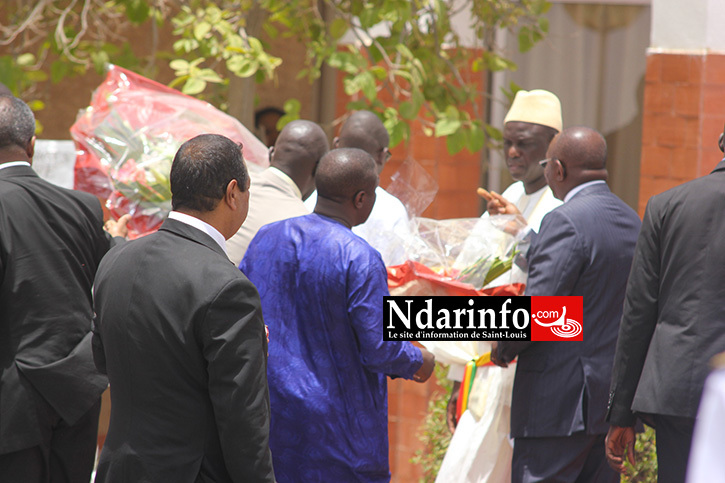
0, 95, 35, 150
170, 134, 247, 212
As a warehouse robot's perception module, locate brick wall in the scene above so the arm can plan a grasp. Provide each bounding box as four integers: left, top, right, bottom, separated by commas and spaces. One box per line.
639, 50, 725, 213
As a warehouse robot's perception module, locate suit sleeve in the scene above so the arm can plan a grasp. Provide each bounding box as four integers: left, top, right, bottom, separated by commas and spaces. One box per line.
607, 199, 661, 427
200, 276, 275, 482
498, 209, 584, 363
347, 252, 423, 379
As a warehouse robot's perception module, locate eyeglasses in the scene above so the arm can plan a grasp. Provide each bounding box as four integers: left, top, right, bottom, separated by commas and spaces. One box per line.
539, 157, 566, 175
539, 158, 554, 168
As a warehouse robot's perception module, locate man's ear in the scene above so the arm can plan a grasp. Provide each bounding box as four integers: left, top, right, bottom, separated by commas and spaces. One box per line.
225, 179, 239, 209
26, 136, 36, 162
719, 133, 724, 153
332, 137, 340, 149
555, 159, 566, 182
353, 189, 366, 209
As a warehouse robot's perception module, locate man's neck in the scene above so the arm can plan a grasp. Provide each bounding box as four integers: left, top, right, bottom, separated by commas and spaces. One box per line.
523, 177, 547, 195
313, 198, 353, 229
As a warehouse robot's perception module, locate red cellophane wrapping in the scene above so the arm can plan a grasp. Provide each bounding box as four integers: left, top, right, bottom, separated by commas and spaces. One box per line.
71, 65, 269, 238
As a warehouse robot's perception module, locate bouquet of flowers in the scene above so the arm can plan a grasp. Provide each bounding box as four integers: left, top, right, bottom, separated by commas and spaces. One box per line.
387, 216, 527, 297
71, 65, 269, 238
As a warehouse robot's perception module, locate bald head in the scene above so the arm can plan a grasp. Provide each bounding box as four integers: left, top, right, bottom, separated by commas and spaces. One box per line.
336, 111, 390, 174
314, 148, 378, 227
317, 148, 377, 201
544, 126, 608, 200
271, 120, 329, 198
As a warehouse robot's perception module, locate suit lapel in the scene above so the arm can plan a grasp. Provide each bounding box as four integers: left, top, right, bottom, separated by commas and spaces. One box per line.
159, 218, 230, 260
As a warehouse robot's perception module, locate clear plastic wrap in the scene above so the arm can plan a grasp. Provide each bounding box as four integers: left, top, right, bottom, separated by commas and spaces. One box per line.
387, 215, 528, 297
71, 65, 269, 238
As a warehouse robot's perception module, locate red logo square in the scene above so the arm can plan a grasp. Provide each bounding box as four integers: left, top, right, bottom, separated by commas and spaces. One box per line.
530, 296, 583, 341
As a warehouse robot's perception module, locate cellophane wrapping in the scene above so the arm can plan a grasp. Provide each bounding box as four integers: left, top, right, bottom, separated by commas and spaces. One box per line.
71, 65, 269, 238
387, 215, 528, 297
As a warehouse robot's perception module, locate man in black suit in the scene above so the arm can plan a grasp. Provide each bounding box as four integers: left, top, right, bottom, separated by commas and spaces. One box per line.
606, 127, 725, 483
92, 134, 274, 482
491, 127, 641, 482
0, 95, 127, 482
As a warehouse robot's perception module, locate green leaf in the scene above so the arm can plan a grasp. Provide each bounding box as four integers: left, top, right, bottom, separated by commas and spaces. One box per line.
330, 18, 349, 40
16, 53, 35, 67
434, 118, 461, 137
469, 124, 485, 152
484, 124, 503, 142
359, 7, 378, 29
445, 105, 460, 121
248, 37, 264, 54
518, 27, 534, 53
197, 68, 223, 83
445, 126, 466, 155
170, 59, 190, 73
370, 66, 387, 80
27, 100, 45, 111
227, 56, 258, 77
182, 77, 206, 95
389, 119, 406, 148
50, 60, 69, 83
124, 0, 150, 24
399, 101, 417, 120
194, 22, 211, 41
538, 16, 549, 33
91, 50, 110, 74
283, 98, 301, 116
396, 44, 414, 59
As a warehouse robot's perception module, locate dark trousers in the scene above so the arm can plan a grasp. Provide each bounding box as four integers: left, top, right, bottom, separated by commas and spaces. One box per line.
512, 432, 619, 483
652, 414, 696, 483
0, 395, 101, 483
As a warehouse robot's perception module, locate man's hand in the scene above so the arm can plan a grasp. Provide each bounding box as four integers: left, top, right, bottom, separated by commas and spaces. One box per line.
104, 214, 131, 238
489, 341, 508, 368
447, 381, 461, 433
477, 189, 527, 236
413, 347, 435, 383
605, 425, 636, 474
477, 188, 521, 216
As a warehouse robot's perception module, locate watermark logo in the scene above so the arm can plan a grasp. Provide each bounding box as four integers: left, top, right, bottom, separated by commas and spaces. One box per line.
530, 296, 583, 341
383, 295, 583, 341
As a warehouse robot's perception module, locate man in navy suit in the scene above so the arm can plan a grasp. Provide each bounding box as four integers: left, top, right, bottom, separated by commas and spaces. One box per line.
490, 127, 641, 482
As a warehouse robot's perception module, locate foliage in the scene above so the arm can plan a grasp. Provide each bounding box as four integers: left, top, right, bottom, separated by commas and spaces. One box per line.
411, 363, 453, 481
621, 425, 657, 483
1, 0, 551, 153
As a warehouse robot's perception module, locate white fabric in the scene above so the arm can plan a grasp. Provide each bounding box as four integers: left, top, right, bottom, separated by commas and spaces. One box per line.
430, 182, 561, 483
687, 367, 725, 483
167, 211, 228, 255
305, 187, 411, 266
0, 161, 31, 170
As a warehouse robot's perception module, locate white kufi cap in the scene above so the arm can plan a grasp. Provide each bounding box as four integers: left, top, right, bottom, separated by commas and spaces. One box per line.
503, 89, 562, 132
